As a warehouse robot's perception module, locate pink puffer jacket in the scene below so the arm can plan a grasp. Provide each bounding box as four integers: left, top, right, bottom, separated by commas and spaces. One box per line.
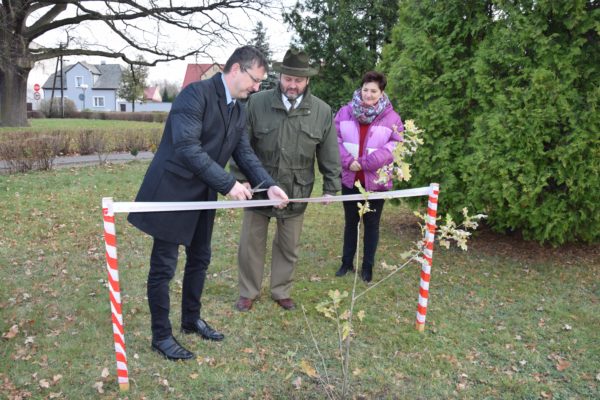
335, 103, 403, 191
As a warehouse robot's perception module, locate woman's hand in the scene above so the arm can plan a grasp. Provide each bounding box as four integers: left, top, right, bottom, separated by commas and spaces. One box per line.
349, 160, 362, 172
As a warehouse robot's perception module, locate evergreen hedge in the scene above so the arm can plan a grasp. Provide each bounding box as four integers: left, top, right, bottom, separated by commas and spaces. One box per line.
382, 0, 599, 244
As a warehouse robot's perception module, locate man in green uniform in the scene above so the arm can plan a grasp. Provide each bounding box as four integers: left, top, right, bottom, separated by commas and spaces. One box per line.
232, 49, 341, 311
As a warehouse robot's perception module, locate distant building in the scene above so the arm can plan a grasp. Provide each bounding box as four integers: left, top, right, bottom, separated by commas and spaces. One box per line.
43, 61, 122, 111
144, 86, 162, 102
181, 63, 224, 89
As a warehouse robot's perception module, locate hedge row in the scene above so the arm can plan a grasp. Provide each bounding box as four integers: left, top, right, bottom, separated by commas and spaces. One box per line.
0, 128, 162, 173
382, 0, 599, 244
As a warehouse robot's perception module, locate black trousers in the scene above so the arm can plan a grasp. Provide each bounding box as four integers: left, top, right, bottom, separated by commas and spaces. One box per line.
147, 209, 216, 340
341, 185, 385, 271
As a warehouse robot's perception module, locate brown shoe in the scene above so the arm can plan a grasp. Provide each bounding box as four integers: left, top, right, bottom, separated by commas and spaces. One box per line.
275, 298, 296, 310
235, 296, 253, 312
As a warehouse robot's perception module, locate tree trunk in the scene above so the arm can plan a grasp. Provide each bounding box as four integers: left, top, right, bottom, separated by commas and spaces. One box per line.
0, 65, 30, 127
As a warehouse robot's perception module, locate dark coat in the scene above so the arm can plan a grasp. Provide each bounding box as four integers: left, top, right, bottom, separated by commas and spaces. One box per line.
128, 73, 275, 246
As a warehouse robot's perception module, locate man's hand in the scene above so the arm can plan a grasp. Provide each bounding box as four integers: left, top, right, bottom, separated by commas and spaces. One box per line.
349, 160, 362, 172
227, 181, 252, 200
267, 186, 289, 209
321, 193, 334, 205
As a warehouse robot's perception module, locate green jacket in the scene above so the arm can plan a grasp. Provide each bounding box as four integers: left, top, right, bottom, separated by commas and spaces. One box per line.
231, 86, 341, 218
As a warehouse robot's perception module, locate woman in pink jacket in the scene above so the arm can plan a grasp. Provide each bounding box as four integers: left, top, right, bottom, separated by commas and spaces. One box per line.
335, 71, 403, 282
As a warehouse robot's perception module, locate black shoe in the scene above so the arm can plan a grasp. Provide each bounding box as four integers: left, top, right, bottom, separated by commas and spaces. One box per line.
335, 264, 354, 277
151, 336, 194, 361
181, 319, 225, 341
360, 269, 372, 283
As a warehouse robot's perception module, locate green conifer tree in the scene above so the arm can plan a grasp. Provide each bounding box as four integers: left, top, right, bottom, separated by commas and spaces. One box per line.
285, 0, 398, 110
382, 0, 599, 243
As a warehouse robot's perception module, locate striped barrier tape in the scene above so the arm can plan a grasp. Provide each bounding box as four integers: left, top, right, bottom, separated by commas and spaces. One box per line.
102, 183, 439, 390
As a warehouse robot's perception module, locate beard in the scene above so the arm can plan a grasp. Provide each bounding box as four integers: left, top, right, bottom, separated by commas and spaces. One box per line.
280, 82, 306, 102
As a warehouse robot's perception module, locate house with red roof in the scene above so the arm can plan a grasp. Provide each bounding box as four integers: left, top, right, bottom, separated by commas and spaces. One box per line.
181, 63, 224, 89
144, 86, 162, 102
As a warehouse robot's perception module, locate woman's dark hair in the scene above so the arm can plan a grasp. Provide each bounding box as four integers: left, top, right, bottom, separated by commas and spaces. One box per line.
361, 71, 387, 91
224, 45, 268, 73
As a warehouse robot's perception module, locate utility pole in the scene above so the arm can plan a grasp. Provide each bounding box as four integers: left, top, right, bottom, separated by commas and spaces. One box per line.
60, 43, 65, 118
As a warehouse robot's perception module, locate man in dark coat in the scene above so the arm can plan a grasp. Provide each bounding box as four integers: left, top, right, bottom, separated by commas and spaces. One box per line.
128, 46, 288, 361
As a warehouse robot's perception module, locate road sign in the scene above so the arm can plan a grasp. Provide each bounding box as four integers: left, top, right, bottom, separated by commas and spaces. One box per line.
78, 93, 85, 101
33, 83, 40, 92
33, 92, 41, 100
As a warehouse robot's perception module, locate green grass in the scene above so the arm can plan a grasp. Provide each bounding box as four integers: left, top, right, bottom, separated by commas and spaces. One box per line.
0, 118, 164, 134
0, 162, 598, 399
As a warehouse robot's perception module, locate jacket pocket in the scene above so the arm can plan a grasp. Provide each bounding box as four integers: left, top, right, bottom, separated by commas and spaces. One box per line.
164, 160, 194, 179
299, 123, 323, 143
292, 170, 315, 199
252, 125, 278, 155
297, 123, 322, 160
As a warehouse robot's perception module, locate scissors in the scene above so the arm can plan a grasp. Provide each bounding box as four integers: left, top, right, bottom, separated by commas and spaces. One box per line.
250, 180, 268, 194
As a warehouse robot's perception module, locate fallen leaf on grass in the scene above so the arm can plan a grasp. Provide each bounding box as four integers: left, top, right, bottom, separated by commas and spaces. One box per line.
49, 392, 62, 399
189, 373, 199, 380
2, 325, 19, 339
562, 324, 572, 331
357, 310, 365, 322
52, 375, 62, 383
101, 368, 109, 378
538, 318, 545, 327
39, 379, 50, 389
292, 376, 302, 389
242, 348, 254, 354
93, 381, 104, 394
540, 390, 553, 399
299, 359, 318, 378
556, 359, 571, 371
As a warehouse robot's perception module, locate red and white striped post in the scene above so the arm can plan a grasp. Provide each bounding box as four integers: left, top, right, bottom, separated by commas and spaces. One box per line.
102, 198, 130, 391
415, 183, 439, 332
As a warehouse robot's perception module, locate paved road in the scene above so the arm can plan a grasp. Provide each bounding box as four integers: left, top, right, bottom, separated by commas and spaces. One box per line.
0, 151, 154, 173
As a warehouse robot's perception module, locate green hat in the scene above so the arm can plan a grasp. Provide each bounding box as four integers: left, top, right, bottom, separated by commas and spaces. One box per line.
273, 49, 318, 77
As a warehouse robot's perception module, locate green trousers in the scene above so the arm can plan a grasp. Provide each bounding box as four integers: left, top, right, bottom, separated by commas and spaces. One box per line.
237, 210, 304, 300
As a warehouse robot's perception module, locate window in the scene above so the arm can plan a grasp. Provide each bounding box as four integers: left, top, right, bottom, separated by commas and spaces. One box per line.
75, 76, 83, 87
93, 97, 105, 107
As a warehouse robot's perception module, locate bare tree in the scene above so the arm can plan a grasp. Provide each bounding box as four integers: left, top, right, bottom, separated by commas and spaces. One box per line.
0, 0, 272, 126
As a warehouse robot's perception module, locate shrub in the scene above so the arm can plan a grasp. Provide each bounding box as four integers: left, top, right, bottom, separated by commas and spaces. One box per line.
75, 110, 168, 123
39, 98, 78, 117
24, 135, 63, 170
27, 110, 45, 119
0, 133, 62, 173
76, 130, 96, 155
0, 136, 35, 173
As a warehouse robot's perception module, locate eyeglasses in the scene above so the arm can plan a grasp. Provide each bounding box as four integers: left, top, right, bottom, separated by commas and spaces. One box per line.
243, 69, 263, 84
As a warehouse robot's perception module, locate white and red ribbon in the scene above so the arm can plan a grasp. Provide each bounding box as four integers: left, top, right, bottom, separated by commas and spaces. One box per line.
101, 184, 439, 391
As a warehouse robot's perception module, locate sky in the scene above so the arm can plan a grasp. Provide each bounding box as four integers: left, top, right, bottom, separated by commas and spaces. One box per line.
28, 1, 297, 90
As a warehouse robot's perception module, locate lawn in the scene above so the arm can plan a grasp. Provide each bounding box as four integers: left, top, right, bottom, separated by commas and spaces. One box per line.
0, 162, 598, 399
0, 119, 164, 134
